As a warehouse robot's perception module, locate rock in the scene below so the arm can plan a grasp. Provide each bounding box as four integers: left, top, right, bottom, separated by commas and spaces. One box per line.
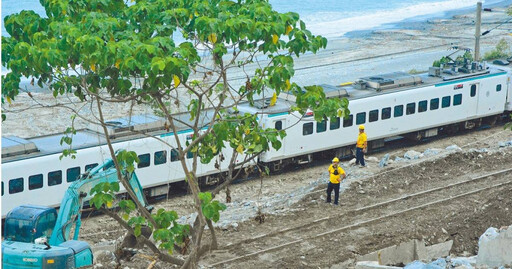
423, 148, 442, 156
404, 150, 422, 160
379, 154, 390, 168
94, 250, 116, 266
446, 145, 462, 151
349, 158, 357, 165
366, 156, 378, 162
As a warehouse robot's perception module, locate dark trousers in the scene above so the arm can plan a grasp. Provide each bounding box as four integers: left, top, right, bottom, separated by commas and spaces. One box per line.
326, 182, 340, 204
356, 147, 365, 166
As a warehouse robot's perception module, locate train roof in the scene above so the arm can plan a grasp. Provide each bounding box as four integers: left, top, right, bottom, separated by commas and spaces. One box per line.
277, 63, 508, 103
1, 110, 216, 163
2, 63, 508, 163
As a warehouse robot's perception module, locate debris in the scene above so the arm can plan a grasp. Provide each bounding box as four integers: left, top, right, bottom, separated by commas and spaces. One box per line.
445, 145, 462, 151
404, 150, 422, 160
379, 154, 390, 167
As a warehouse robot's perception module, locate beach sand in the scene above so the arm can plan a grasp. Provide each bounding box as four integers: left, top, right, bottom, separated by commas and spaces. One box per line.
2, 5, 511, 138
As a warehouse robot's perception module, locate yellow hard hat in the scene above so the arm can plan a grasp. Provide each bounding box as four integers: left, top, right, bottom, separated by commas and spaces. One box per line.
332, 157, 339, 163
359, 125, 365, 130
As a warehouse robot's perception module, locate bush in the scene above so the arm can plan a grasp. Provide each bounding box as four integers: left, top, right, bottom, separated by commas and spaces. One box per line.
483, 38, 511, 60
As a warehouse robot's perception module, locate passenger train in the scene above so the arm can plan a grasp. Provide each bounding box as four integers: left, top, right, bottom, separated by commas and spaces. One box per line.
2, 59, 512, 217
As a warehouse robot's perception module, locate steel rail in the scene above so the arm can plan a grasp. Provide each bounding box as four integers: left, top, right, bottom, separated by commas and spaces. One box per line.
208, 167, 512, 267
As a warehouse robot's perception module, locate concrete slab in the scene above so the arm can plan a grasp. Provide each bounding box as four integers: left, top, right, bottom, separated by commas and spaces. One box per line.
355, 261, 402, 269
477, 225, 512, 267
357, 239, 452, 265
357, 240, 415, 265
422, 240, 453, 261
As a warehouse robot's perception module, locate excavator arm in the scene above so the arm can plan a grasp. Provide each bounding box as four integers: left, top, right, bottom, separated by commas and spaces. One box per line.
49, 158, 150, 246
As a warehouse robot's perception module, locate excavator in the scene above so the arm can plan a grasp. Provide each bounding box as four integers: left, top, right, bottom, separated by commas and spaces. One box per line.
2, 157, 151, 268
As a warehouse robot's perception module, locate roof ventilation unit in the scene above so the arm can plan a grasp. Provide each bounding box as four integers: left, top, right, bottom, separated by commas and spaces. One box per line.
89, 114, 166, 138
320, 84, 349, 99
356, 72, 422, 91
1, 136, 39, 158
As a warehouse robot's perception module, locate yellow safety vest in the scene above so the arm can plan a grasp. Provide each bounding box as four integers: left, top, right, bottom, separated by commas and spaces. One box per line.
328, 164, 345, 184
357, 132, 367, 148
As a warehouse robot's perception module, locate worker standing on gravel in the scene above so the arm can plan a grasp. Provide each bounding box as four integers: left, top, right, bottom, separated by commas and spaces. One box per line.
355, 125, 367, 167
326, 157, 346, 205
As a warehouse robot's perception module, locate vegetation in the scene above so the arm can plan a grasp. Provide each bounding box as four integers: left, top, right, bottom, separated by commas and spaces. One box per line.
483, 38, 511, 60
433, 51, 473, 67
1, 0, 349, 267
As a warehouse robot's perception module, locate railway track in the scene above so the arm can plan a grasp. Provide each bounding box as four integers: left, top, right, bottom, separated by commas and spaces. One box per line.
206, 167, 512, 267
79, 127, 509, 240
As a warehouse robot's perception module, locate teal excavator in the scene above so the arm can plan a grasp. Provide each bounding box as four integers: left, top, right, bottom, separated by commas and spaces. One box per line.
2, 157, 150, 268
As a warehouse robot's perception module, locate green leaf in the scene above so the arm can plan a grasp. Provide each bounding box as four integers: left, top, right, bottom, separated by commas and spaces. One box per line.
134, 224, 141, 237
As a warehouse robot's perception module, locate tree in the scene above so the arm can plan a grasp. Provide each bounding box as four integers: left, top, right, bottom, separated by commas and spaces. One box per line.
2, 0, 349, 267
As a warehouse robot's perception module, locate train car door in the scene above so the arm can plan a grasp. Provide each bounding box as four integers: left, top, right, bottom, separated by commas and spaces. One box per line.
271, 119, 285, 157
471, 83, 483, 115
475, 81, 498, 116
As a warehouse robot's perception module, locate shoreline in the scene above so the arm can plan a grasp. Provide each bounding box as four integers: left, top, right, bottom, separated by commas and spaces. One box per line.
2, 4, 512, 138
343, 0, 511, 39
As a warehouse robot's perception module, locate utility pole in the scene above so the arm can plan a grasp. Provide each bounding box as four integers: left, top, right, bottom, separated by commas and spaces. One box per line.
474, 1, 482, 61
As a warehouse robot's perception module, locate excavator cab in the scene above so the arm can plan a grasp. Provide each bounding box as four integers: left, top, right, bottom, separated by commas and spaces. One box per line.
4, 205, 57, 243
3, 156, 149, 268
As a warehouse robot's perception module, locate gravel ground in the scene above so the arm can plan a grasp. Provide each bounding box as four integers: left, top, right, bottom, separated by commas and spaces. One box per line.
78, 124, 512, 269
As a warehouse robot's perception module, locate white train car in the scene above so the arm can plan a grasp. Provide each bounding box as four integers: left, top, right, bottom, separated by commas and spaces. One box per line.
1, 111, 248, 217
237, 63, 511, 169
2, 61, 511, 217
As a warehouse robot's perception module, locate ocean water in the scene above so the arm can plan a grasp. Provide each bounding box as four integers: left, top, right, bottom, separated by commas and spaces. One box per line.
1, 0, 505, 38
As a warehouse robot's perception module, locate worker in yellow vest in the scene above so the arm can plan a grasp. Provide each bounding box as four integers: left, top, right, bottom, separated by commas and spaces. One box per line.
326, 157, 346, 205
356, 125, 367, 167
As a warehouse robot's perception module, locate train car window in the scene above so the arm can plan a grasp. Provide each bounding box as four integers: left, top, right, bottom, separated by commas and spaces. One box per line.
418, 100, 427, 113
29, 174, 44, 190
356, 112, 366, 125
496, 84, 502, 92
303, 122, 314, 135
187, 151, 194, 159
394, 105, 403, 117
1, 182, 3, 196
138, 154, 151, 168
317, 120, 327, 133
275, 121, 283, 130
9, 178, 24, 194
442, 96, 451, 108
453, 94, 462, 106
330, 117, 340, 130
381, 107, 391, 120
343, 115, 353, 127
406, 103, 416, 115
85, 163, 98, 172
154, 151, 167, 165
369, 110, 378, 122
171, 149, 179, 162
470, 85, 477, 97
430, 98, 439, 110
48, 171, 62, 186
66, 167, 80, 183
